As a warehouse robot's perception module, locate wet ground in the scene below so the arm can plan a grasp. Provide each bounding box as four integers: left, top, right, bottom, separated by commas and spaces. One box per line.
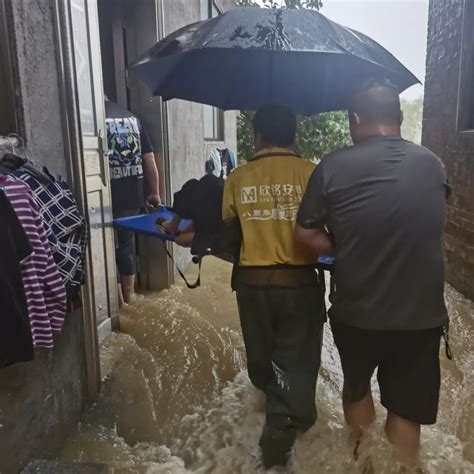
59, 258, 474, 473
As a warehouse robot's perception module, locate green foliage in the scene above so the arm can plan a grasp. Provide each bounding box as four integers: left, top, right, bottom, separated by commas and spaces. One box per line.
295, 112, 352, 162
237, 110, 352, 163
401, 97, 423, 144
237, 111, 256, 164
235, 0, 351, 162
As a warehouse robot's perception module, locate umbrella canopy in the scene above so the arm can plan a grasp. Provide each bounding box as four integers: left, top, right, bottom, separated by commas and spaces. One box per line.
130, 7, 419, 116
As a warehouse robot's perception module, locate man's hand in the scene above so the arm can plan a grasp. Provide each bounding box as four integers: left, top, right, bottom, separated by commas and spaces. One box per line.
175, 231, 194, 248
160, 214, 181, 235
145, 193, 161, 211
143, 152, 161, 210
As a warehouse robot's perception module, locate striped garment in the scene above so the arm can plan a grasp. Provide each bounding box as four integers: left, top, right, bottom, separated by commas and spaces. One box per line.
13, 168, 88, 296
0, 175, 66, 348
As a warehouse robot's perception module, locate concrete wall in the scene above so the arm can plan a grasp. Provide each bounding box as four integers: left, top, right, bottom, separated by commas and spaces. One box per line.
7, 0, 68, 177
164, 0, 238, 268
0, 0, 89, 471
0, 311, 87, 473
422, 0, 474, 300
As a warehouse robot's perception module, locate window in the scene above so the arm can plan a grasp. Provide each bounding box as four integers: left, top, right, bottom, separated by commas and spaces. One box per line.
0, 0, 17, 135
204, 105, 224, 140
202, 1, 224, 141
457, 0, 474, 131
200, 0, 222, 20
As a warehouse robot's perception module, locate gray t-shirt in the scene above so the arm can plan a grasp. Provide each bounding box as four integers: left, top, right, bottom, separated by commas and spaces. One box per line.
298, 136, 449, 330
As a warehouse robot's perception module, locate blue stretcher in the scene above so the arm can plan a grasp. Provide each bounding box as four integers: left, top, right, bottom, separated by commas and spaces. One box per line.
113, 209, 335, 268
113, 207, 191, 242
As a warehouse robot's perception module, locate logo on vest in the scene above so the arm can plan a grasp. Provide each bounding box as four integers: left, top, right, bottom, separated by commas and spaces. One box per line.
241, 186, 257, 204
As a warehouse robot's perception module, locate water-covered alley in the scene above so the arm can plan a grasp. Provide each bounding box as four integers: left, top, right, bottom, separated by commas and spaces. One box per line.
57, 259, 474, 473
2, 1, 474, 473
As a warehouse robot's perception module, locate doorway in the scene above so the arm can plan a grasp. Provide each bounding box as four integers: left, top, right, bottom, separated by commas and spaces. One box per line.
97, 0, 174, 291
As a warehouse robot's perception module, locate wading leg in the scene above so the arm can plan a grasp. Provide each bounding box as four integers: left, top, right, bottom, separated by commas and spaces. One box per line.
343, 390, 376, 437
385, 411, 420, 468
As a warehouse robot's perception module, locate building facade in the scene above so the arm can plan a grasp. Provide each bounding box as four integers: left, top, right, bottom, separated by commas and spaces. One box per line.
423, 0, 474, 301
0, 0, 236, 471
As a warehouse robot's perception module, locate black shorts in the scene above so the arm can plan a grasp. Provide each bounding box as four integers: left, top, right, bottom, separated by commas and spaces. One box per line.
114, 209, 140, 277
331, 322, 443, 425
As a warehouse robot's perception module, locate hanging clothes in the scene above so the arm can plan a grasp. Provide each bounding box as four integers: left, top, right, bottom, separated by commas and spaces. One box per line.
205, 148, 223, 178
221, 148, 237, 174
0, 175, 67, 348
0, 190, 34, 367
205, 148, 237, 179
0, 153, 25, 175
0, 153, 87, 297
12, 167, 87, 298
0, 153, 51, 185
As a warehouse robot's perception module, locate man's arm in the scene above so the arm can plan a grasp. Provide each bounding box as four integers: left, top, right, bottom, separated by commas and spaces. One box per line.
139, 123, 161, 209
295, 162, 334, 257
222, 176, 237, 223
143, 152, 161, 209
294, 225, 334, 257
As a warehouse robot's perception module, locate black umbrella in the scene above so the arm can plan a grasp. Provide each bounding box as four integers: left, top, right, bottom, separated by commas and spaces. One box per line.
130, 7, 419, 115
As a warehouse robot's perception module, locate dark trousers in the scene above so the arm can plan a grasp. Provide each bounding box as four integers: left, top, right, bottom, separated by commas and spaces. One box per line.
236, 285, 325, 466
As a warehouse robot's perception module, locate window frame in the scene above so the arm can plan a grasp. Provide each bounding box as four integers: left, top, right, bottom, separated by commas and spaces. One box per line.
202, 0, 224, 142
456, 0, 474, 133
0, 0, 18, 135
204, 105, 224, 141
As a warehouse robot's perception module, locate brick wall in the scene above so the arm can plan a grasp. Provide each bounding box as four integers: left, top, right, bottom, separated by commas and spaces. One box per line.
422, 0, 474, 300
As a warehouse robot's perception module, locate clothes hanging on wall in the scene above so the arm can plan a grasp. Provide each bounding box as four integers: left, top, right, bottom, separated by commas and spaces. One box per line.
0, 175, 67, 348
0, 190, 34, 367
13, 167, 88, 298
1, 153, 88, 298
0, 153, 51, 185
205, 148, 237, 179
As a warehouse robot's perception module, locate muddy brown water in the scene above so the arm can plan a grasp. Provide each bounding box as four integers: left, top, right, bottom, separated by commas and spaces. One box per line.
60, 258, 474, 473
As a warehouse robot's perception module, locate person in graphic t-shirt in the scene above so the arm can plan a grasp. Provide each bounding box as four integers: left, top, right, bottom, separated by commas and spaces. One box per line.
105, 97, 161, 304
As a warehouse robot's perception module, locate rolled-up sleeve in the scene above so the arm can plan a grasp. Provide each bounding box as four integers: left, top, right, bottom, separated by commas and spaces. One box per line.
222, 177, 237, 222
297, 164, 328, 229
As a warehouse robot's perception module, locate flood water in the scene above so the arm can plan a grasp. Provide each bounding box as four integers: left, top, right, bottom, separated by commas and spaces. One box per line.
60, 258, 474, 473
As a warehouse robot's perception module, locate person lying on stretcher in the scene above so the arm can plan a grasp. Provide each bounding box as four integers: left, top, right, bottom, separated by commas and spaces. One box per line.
156, 174, 241, 261
159, 213, 195, 248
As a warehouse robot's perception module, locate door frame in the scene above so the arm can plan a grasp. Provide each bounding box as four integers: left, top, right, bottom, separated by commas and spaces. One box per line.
111, 0, 174, 290
52, 0, 118, 399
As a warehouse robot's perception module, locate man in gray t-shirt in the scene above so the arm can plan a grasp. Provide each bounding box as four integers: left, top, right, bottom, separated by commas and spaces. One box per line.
295, 80, 449, 468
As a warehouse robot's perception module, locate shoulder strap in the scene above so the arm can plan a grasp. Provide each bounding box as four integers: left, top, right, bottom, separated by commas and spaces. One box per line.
162, 241, 201, 289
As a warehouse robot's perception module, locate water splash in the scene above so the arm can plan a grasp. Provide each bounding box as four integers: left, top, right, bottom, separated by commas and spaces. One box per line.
60, 259, 474, 473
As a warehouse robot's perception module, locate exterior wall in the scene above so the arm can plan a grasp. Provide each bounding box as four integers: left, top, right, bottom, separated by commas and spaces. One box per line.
0, 0, 238, 468
0, 0, 89, 471
164, 0, 238, 268
0, 311, 87, 473
8, 0, 68, 176
422, 0, 474, 300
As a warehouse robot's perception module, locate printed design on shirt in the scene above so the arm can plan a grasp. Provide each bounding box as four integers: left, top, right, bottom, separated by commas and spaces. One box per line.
240, 183, 303, 204
242, 203, 300, 221
239, 183, 304, 222
106, 116, 143, 180
241, 186, 257, 203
